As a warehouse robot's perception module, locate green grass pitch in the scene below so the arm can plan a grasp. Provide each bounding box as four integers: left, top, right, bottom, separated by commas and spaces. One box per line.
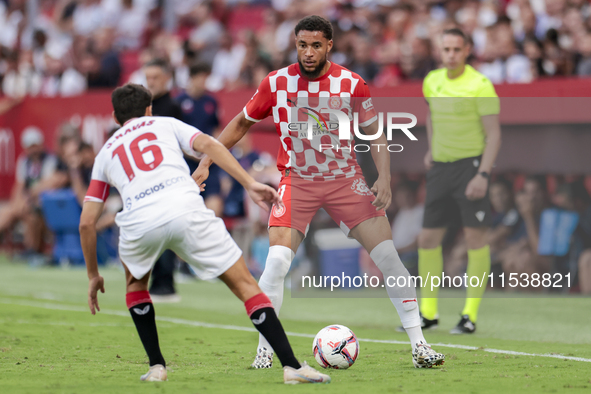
1, 256, 590, 394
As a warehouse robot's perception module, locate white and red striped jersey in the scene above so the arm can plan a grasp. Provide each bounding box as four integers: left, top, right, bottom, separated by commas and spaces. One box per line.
244, 62, 377, 181
85, 116, 205, 239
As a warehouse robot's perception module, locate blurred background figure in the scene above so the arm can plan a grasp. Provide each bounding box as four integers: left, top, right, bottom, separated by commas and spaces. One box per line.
0, 127, 56, 260
390, 180, 423, 277
144, 59, 182, 302
488, 178, 525, 260
542, 180, 591, 291
143, 57, 182, 302
217, 135, 260, 263
501, 175, 551, 281
177, 62, 224, 216
86, 28, 121, 88
207, 32, 246, 92
188, 1, 224, 65
145, 58, 181, 120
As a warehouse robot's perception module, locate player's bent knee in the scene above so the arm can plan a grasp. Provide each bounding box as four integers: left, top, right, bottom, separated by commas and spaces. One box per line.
370, 240, 410, 276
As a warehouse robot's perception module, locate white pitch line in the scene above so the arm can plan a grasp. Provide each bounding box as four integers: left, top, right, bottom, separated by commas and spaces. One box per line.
1, 319, 136, 327
2, 297, 590, 363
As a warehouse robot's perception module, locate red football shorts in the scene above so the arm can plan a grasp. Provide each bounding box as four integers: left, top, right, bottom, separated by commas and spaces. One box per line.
269, 172, 386, 236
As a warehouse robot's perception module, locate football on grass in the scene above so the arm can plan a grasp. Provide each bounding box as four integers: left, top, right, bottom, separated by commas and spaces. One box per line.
313, 324, 359, 369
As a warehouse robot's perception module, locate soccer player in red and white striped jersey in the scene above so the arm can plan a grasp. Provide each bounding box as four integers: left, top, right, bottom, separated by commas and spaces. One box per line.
193, 15, 445, 369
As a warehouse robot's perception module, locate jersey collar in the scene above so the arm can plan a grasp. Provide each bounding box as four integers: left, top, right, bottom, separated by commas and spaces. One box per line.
123, 118, 138, 126
445, 64, 473, 82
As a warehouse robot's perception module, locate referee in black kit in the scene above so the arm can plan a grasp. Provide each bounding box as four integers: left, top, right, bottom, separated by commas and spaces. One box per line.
144, 59, 183, 302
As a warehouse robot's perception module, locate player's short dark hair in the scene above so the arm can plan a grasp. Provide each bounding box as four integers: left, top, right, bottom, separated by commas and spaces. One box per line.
295, 15, 333, 41
78, 142, 94, 152
442, 28, 469, 45
189, 62, 212, 77
491, 177, 513, 191
525, 174, 547, 192
145, 58, 172, 74
111, 84, 152, 125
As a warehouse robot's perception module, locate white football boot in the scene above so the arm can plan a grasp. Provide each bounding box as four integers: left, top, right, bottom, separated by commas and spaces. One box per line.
412, 341, 445, 368
140, 364, 168, 381
283, 361, 331, 384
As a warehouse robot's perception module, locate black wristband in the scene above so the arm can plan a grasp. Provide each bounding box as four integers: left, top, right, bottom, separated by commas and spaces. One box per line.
479, 171, 490, 179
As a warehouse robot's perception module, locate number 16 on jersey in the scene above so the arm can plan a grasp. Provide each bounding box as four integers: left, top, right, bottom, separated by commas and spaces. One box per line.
112, 132, 163, 181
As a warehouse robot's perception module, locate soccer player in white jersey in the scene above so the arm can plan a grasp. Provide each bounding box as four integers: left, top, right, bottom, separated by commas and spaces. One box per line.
193, 16, 445, 369
80, 84, 331, 384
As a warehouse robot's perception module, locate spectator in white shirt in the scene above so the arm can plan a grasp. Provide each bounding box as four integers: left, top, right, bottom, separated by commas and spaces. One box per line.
207, 32, 246, 91
189, 2, 223, 65
73, 0, 107, 37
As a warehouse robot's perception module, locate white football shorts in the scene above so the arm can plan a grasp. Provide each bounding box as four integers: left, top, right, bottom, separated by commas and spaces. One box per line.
118, 209, 242, 280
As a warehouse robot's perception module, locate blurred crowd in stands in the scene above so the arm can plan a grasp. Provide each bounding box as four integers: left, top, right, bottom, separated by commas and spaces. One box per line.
3, 0, 591, 98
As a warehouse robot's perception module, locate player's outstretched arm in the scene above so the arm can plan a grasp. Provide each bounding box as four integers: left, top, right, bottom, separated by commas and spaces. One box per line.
192, 112, 255, 187
192, 133, 281, 211
80, 201, 105, 315
361, 119, 392, 211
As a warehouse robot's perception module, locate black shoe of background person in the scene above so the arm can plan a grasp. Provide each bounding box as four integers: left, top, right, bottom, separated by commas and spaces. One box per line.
149, 285, 180, 303
149, 290, 181, 303
449, 314, 476, 334
150, 250, 179, 302
178, 261, 197, 279
396, 312, 439, 332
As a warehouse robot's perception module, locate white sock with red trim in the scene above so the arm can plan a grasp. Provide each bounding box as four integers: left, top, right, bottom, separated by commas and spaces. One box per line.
370, 240, 424, 346
256, 245, 294, 353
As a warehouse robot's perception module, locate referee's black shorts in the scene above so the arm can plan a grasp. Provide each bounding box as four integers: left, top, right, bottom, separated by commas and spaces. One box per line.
423, 156, 491, 229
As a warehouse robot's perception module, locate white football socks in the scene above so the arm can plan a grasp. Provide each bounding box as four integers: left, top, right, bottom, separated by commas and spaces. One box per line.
257, 245, 294, 353
370, 240, 426, 347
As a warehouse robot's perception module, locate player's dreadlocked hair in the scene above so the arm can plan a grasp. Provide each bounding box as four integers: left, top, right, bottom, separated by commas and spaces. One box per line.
111, 83, 152, 125
295, 15, 333, 41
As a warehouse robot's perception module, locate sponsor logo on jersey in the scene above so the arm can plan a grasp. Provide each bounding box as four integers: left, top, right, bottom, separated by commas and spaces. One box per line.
125, 198, 132, 210
351, 179, 373, 196
134, 176, 188, 201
